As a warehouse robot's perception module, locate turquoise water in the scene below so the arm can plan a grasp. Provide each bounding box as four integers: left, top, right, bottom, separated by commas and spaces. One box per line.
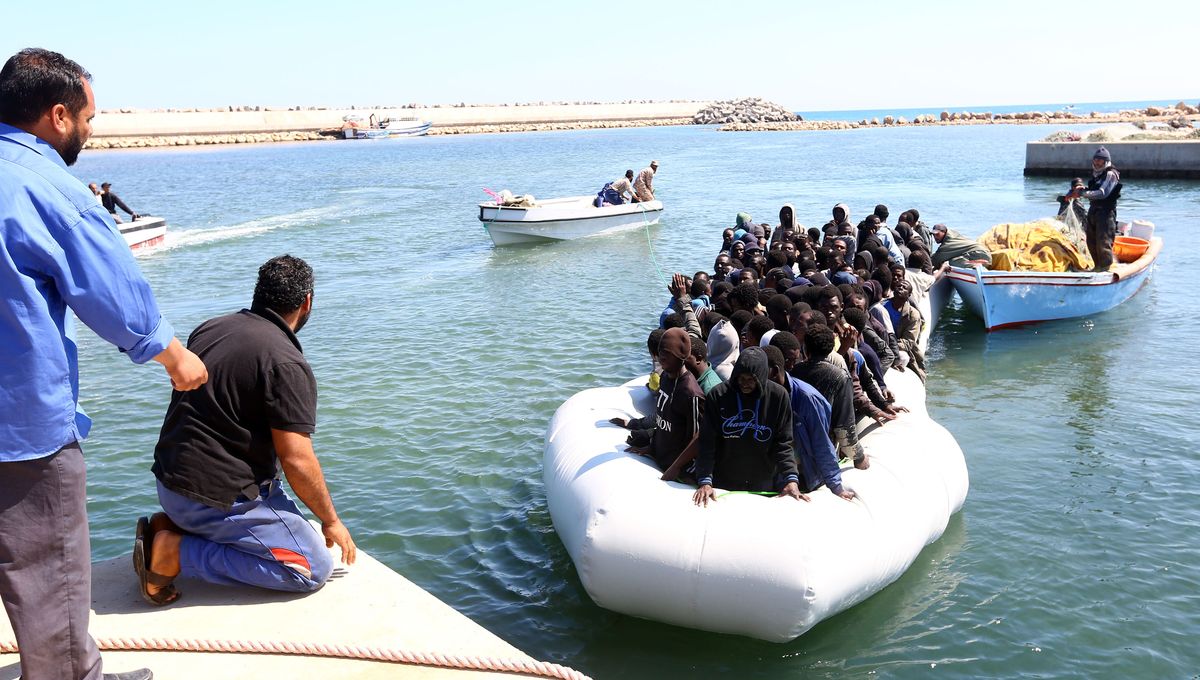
70, 123, 1199, 678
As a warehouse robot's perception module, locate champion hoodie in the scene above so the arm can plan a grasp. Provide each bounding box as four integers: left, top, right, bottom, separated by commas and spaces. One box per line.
695, 347, 799, 492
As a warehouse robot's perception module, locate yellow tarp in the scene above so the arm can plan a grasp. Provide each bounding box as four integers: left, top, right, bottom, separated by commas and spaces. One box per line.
977, 219, 1094, 272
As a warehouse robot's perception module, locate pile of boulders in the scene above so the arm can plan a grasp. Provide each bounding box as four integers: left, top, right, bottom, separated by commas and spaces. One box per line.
694, 98, 799, 125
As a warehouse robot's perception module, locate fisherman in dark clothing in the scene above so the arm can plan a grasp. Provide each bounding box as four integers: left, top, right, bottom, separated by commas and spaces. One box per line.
791, 325, 869, 470
1069, 146, 1122, 271
692, 347, 805, 506
100, 181, 138, 223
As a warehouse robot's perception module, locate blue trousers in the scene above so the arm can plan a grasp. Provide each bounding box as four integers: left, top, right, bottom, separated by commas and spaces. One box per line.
157, 480, 333, 592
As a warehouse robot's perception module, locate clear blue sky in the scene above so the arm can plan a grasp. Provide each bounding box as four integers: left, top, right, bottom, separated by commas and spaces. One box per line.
3, 0, 1195, 111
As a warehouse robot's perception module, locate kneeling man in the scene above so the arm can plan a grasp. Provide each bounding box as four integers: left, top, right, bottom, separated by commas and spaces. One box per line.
137, 255, 356, 604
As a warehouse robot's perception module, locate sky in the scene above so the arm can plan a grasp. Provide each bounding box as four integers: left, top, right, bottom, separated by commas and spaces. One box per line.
3, 0, 1196, 112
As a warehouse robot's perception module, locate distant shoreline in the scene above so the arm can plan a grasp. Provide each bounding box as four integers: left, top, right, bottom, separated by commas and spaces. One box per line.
84, 100, 1199, 150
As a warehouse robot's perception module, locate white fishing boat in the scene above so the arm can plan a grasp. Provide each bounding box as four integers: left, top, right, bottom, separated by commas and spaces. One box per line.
478, 196, 664, 246
341, 113, 430, 139
119, 216, 167, 251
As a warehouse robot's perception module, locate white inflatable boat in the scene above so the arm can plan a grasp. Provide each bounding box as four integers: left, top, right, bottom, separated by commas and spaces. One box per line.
543, 364, 968, 642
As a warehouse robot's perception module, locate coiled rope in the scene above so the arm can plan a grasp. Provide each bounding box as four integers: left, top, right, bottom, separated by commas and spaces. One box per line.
0, 637, 592, 680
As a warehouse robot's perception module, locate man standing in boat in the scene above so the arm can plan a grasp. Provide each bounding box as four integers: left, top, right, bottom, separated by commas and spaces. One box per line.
1070, 147, 1122, 271
1, 47, 208, 680
633, 160, 657, 202
142, 255, 356, 605
100, 181, 139, 223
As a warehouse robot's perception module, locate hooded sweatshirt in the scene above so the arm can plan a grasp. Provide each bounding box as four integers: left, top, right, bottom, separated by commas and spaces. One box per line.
695, 348, 798, 492
823, 203, 852, 238
707, 319, 740, 381
775, 204, 798, 245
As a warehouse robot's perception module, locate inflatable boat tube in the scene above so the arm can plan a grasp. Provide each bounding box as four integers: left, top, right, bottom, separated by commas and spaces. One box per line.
543, 367, 968, 642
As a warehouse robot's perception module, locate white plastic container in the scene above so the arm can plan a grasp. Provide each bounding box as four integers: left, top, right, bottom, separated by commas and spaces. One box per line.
1128, 219, 1155, 240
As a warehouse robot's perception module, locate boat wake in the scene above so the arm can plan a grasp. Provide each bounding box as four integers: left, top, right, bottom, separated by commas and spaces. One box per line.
153, 206, 342, 253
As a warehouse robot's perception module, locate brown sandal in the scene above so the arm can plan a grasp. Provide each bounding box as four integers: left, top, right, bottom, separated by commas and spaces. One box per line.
134, 516, 181, 606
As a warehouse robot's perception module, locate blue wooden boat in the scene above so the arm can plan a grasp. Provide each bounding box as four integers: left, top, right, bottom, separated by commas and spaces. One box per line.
947, 237, 1161, 330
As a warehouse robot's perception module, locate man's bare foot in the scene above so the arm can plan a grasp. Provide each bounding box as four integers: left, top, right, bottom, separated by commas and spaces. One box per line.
146, 527, 182, 599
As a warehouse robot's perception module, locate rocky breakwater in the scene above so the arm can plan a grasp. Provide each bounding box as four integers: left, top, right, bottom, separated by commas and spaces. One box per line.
86, 130, 326, 149
694, 98, 799, 125
721, 100, 1200, 132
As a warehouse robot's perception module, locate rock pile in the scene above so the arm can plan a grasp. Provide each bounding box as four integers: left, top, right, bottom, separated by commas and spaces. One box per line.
693, 98, 799, 125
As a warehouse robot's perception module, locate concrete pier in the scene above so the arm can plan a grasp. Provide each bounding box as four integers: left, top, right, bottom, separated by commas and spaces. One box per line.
0, 548, 584, 680
1025, 140, 1200, 178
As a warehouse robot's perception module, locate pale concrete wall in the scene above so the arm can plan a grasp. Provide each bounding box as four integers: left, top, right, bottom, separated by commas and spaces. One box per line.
91, 102, 709, 137
1025, 140, 1200, 178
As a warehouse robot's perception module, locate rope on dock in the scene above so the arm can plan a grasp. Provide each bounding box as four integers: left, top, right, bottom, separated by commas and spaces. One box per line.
0, 636, 593, 680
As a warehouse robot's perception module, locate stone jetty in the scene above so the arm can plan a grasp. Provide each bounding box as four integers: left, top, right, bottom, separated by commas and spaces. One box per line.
720, 101, 1200, 132
692, 98, 799, 125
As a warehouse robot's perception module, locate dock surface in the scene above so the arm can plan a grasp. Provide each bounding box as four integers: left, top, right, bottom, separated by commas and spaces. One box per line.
0, 548, 574, 680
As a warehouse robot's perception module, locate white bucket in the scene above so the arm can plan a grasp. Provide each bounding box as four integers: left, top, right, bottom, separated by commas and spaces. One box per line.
1128, 219, 1155, 240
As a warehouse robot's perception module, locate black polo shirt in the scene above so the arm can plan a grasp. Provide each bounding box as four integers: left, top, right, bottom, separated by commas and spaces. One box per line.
152, 306, 317, 510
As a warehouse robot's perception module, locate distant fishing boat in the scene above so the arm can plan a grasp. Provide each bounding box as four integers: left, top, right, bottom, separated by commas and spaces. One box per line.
478, 196, 663, 246
120, 216, 167, 251
341, 113, 430, 139
947, 237, 1162, 330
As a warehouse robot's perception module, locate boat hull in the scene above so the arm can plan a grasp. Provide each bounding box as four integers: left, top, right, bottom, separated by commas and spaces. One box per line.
479, 197, 663, 246
948, 237, 1161, 330
119, 216, 167, 251
344, 122, 431, 139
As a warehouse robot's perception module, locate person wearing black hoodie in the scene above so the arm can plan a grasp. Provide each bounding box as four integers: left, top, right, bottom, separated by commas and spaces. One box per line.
692, 347, 804, 506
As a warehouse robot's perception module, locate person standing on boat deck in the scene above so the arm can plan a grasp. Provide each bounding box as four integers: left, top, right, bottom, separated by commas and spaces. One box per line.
633, 160, 657, 202
0, 47, 207, 680
1069, 147, 1122, 271
100, 181, 138, 223
693, 347, 805, 506
145, 255, 356, 605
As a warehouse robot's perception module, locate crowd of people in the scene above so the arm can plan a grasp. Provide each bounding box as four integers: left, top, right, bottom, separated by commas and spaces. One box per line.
613, 203, 957, 507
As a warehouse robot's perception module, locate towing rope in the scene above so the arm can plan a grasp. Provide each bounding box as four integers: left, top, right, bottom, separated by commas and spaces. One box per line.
637, 200, 668, 288
0, 636, 593, 680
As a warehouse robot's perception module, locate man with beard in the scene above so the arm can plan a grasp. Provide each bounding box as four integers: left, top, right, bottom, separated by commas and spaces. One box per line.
692, 347, 804, 506
144, 255, 357, 606
1, 47, 208, 680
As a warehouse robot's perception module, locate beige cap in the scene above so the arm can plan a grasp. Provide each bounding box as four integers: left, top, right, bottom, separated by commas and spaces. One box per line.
650, 160, 659, 168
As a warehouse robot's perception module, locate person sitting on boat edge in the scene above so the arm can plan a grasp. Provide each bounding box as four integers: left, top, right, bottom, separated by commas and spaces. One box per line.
100, 180, 139, 223
929, 223, 992, 269
633, 160, 657, 202
763, 343, 855, 501
692, 347, 806, 506
142, 255, 357, 605
883, 279, 926, 382
593, 169, 636, 207
686, 336, 725, 395
1068, 146, 1122, 271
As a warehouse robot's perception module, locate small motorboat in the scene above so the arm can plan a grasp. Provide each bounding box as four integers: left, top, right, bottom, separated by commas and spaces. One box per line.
478, 195, 664, 246
948, 236, 1162, 330
341, 113, 430, 139
119, 216, 167, 252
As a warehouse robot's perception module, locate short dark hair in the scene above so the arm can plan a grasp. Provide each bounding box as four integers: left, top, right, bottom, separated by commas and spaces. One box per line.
0, 48, 92, 126
647, 328, 666, 355
769, 330, 802, 354
690, 336, 708, 360
729, 309, 753, 334
843, 307, 868, 332
804, 324, 836, 358
763, 345, 785, 373
252, 255, 314, 315
729, 282, 760, 311
662, 312, 685, 330
746, 314, 774, 339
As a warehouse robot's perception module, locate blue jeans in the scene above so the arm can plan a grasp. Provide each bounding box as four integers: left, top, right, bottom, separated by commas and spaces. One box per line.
157, 480, 333, 592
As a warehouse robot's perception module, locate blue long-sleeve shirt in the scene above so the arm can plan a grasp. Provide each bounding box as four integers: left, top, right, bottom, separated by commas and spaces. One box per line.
785, 375, 844, 495
1, 123, 174, 461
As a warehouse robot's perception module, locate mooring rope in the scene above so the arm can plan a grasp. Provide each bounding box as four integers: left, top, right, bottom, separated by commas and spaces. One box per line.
0, 636, 592, 680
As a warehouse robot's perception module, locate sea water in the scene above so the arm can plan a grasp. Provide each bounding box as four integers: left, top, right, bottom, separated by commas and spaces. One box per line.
70, 121, 1200, 678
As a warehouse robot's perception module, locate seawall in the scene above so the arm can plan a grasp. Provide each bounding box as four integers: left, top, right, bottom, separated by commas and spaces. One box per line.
1025, 140, 1200, 178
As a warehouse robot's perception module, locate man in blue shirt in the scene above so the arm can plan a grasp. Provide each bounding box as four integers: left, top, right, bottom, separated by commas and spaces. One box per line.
0, 48, 207, 680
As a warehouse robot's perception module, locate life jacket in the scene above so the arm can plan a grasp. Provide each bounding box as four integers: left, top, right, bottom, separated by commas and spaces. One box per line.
1087, 167, 1122, 211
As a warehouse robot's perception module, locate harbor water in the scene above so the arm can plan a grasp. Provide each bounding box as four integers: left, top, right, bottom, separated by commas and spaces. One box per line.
71, 122, 1198, 678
